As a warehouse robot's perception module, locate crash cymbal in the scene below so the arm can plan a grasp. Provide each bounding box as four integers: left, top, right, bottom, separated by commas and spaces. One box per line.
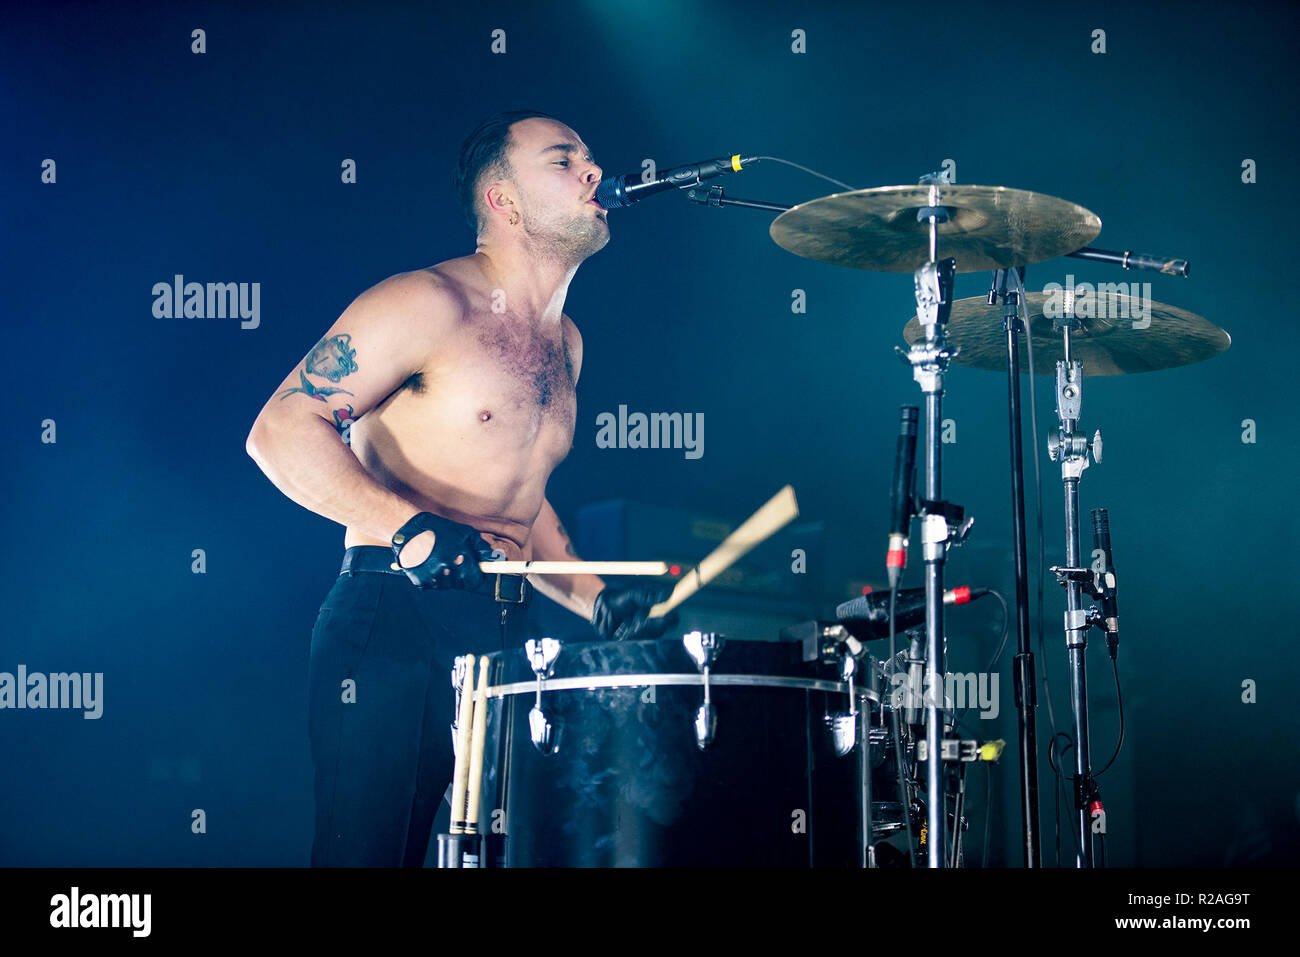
902, 292, 1230, 375
770, 184, 1101, 273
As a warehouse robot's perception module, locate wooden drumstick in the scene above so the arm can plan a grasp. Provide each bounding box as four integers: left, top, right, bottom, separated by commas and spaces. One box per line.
649, 485, 800, 618
464, 657, 491, 834
448, 654, 476, 835
479, 560, 669, 576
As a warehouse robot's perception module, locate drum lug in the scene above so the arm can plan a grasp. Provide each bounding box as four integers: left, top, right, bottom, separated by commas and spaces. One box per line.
524, 638, 562, 755
683, 631, 725, 750
826, 653, 860, 756
694, 702, 717, 751
826, 713, 857, 756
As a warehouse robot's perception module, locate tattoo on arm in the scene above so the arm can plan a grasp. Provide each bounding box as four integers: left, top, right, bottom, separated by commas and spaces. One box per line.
278, 334, 360, 403
332, 405, 357, 431
307, 334, 359, 382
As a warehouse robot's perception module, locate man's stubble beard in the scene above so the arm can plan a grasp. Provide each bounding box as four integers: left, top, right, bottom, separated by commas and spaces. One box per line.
520, 201, 610, 267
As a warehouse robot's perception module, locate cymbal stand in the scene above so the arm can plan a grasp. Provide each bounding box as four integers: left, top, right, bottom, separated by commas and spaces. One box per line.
1045, 321, 1103, 867
897, 178, 971, 866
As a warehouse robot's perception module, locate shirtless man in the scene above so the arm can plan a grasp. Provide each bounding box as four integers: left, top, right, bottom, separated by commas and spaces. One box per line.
245, 110, 672, 867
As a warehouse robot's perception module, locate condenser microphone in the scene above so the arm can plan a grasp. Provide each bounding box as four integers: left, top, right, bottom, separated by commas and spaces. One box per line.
594, 154, 757, 209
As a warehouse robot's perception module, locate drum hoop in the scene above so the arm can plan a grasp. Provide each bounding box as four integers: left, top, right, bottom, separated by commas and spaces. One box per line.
487, 673, 880, 702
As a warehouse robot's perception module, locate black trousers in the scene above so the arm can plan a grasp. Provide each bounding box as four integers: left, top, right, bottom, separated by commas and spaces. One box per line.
307, 546, 534, 867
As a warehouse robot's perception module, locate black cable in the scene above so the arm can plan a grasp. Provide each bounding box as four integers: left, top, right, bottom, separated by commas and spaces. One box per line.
951, 588, 1009, 735
750, 155, 859, 192
950, 762, 968, 867
888, 585, 916, 866
1094, 656, 1125, 775
1047, 731, 1082, 864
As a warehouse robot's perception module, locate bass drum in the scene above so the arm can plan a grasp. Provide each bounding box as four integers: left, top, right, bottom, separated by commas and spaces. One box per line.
473, 635, 879, 867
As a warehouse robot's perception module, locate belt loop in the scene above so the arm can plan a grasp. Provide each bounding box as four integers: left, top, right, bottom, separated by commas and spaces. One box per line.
493, 574, 528, 604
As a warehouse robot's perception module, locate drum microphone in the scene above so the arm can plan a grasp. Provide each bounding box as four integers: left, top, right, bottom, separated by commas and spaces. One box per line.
1091, 507, 1120, 658
886, 406, 919, 588
594, 154, 758, 210
835, 586, 987, 644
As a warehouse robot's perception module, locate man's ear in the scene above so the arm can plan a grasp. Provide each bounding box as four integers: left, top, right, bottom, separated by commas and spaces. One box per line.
485, 183, 514, 217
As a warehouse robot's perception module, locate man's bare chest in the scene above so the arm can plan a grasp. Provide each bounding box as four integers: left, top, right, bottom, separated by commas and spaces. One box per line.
395, 317, 576, 440
467, 318, 575, 411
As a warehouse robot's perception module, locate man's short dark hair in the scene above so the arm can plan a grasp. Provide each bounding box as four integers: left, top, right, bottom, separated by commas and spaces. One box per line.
453, 110, 558, 235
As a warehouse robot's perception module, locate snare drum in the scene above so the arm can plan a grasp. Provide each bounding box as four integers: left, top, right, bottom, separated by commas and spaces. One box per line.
468, 634, 881, 867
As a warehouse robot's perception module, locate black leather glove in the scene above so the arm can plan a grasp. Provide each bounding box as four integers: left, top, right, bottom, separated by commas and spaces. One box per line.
391, 512, 496, 590
591, 584, 677, 642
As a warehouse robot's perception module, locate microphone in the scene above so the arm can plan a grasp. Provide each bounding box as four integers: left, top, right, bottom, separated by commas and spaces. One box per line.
1091, 507, 1120, 657
594, 154, 756, 210
886, 406, 919, 588
835, 586, 987, 643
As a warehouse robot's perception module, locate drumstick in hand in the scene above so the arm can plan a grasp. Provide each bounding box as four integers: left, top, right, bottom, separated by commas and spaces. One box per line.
479, 560, 668, 576
649, 485, 800, 618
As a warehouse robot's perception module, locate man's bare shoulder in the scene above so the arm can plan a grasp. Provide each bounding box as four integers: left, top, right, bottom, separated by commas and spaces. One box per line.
354, 265, 471, 323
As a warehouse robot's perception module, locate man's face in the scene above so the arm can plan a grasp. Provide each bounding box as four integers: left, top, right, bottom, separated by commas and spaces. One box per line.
497, 117, 609, 259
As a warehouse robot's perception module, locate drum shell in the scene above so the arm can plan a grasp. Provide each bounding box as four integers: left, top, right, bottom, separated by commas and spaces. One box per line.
473, 637, 873, 867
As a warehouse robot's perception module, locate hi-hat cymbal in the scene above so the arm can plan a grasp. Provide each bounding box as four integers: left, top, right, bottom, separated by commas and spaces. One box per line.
770, 184, 1101, 273
902, 292, 1230, 375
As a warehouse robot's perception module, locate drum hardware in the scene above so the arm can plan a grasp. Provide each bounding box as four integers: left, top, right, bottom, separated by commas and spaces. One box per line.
525, 638, 562, 755
899, 203, 963, 868
779, 620, 854, 666
903, 268, 1215, 866
449, 654, 471, 751
826, 652, 860, 757
1045, 317, 1106, 868
708, 172, 1196, 863
682, 631, 725, 749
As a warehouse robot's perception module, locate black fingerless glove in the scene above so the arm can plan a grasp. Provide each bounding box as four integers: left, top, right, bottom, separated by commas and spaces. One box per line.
391, 512, 496, 590
591, 584, 677, 642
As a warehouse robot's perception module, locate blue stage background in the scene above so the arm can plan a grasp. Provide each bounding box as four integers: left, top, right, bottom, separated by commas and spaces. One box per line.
2, 0, 1296, 866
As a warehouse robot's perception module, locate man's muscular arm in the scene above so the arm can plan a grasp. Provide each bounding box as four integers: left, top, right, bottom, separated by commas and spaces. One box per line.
525, 498, 605, 620
245, 271, 459, 561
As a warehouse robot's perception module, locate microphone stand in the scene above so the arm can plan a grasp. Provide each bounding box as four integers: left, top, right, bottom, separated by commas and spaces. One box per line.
987, 268, 1042, 868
